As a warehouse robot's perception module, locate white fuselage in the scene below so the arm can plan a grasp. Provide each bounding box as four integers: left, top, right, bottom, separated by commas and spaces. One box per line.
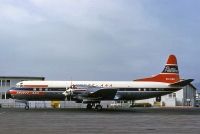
17, 81, 170, 89
9, 80, 182, 101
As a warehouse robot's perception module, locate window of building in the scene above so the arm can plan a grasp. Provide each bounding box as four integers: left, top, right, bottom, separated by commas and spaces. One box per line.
6, 80, 10, 87
168, 93, 176, 98
173, 93, 176, 98
2, 80, 5, 87
168, 94, 172, 98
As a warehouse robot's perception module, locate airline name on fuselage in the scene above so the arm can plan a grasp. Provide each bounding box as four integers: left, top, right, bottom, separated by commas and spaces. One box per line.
16, 91, 41, 95
71, 83, 113, 88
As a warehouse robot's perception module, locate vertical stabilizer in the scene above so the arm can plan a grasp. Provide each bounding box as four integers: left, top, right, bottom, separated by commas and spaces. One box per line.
134, 55, 180, 83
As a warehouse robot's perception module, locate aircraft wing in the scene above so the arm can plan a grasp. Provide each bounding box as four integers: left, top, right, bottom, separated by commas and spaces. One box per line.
88, 88, 118, 100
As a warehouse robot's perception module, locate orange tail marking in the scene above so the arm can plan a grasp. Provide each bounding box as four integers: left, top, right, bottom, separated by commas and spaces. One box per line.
134, 55, 180, 83
166, 55, 177, 65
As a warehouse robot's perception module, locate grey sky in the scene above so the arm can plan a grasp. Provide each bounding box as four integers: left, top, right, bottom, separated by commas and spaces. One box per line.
0, 0, 199, 81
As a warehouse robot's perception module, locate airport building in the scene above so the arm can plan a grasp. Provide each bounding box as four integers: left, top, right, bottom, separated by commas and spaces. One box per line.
0, 76, 45, 99
136, 84, 197, 107
195, 91, 200, 107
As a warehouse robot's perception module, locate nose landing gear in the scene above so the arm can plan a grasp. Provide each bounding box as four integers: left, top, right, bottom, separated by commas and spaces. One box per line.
15, 100, 30, 110
25, 105, 29, 110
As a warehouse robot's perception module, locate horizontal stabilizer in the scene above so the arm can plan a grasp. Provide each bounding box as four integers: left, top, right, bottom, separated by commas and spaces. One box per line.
169, 79, 194, 87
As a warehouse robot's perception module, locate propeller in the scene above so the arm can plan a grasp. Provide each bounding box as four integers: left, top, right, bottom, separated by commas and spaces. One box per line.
63, 84, 77, 101
62, 88, 73, 96
62, 78, 74, 100
63, 83, 99, 101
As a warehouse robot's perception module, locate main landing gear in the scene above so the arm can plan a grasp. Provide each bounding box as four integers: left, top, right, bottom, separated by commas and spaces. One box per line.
95, 104, 102, 111
86, 103, 93, 109
86, 102, 103, 111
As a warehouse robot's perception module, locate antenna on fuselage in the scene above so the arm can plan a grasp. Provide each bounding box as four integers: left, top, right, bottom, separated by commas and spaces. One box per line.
69, 76, 73, 101
70, 76, 73, 88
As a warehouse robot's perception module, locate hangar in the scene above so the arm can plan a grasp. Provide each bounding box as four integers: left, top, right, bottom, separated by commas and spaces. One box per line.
136, 84, 197, 107
0, 76, 45, 99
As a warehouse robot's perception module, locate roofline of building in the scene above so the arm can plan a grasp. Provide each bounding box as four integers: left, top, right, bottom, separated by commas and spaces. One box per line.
0, 76, 45, 80
189, 83, 196, 90
181, 79, 196, 90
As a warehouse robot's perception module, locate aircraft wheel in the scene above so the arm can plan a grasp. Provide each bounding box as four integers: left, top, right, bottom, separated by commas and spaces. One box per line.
25, 106, 29, 110
86, 104, 93, 109
95, 105, 102, 111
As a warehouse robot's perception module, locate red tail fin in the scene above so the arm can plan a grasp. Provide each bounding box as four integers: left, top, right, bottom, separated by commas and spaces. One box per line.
134, 55, 180, 83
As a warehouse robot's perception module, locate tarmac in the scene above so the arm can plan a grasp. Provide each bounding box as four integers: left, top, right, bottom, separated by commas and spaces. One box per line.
0, 107, 200, 134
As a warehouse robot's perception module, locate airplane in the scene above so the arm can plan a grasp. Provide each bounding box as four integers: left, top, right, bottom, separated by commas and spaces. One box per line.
7, 55, 193, 110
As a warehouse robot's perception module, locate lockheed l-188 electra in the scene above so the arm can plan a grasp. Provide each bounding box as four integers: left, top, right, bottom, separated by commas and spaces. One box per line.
7, 55, 193, 110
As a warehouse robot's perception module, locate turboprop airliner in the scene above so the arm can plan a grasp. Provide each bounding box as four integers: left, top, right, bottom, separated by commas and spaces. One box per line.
8, 55, 193, 110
